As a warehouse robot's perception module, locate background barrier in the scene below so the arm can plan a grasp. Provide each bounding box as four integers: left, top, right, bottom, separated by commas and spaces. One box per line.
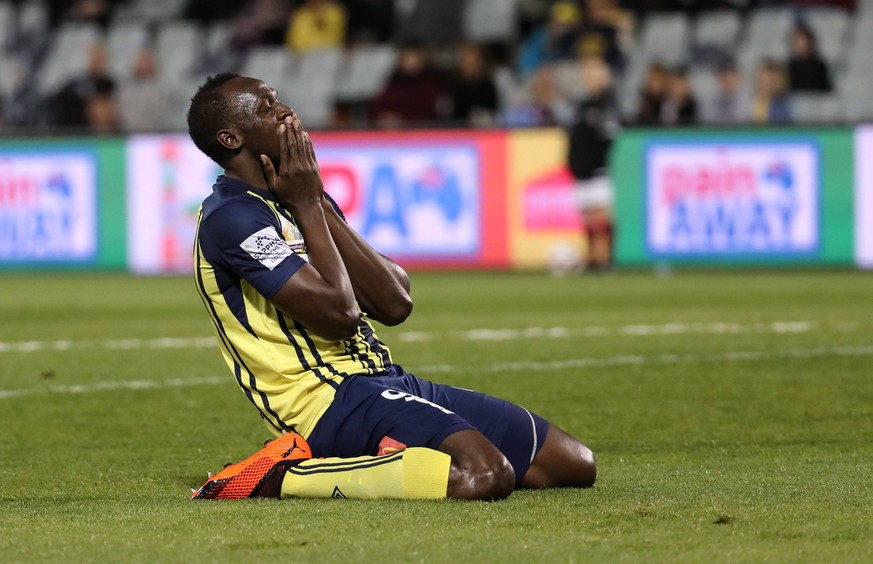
0, 127, 869, 272
611, 127, 856, 267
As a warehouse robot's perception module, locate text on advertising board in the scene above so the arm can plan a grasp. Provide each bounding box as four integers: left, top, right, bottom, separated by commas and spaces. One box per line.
646, 142, 819, 256
0, 152, 97, 262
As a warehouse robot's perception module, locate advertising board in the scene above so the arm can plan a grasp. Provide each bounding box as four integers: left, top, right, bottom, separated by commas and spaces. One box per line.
855, 126, 873, 269
126, 131, 507, 273
646, 142, 820, 258
0, 150, 98, 263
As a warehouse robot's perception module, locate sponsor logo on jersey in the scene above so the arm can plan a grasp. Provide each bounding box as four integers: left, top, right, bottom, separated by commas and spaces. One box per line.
239, 226, 293, 270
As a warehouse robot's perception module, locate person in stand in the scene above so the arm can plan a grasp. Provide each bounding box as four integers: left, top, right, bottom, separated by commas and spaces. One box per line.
567, 56, 620, 271
787, 24, 832, 93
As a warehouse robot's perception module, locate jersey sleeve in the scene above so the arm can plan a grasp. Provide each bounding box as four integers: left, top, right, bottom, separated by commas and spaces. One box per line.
323, 192, 347, 222
199, 200, 307, 299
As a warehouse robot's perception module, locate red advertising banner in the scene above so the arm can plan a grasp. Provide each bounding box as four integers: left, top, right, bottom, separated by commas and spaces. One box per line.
126, 130, 513, 273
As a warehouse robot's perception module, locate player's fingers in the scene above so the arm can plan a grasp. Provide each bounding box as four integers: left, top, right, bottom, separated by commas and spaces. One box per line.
276, 121, 290, 172
303, 131, 318, 169
260, 155, 277, 187
284, 116, 303, 170
290, 116, 309, 165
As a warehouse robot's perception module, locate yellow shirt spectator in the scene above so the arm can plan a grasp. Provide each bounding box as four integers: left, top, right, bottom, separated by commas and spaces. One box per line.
286, 0, 347, 53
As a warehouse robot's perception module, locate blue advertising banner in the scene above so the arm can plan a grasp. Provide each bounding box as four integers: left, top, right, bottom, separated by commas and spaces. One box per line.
0, 151, 98, 263
316, 143, 481, 259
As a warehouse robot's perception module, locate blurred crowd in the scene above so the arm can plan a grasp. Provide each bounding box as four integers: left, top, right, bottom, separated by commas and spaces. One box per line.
0, 0, 863, 134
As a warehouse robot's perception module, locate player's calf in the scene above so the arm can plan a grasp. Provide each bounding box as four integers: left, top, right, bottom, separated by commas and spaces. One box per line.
441, 429, 516, 501
521, 425, 596, 489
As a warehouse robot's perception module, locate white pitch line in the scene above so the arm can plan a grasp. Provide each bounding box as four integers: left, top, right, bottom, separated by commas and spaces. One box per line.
2, 345, 871, 401
0, 376, 225, 400
0, 320, 855, 354
420, 345, 873, 374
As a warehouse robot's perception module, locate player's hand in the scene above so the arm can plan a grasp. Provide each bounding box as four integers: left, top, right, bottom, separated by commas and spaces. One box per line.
260, 114, 323, 212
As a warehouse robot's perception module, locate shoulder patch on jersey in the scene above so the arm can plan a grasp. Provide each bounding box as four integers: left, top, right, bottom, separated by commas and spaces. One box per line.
240, 226, 293, 270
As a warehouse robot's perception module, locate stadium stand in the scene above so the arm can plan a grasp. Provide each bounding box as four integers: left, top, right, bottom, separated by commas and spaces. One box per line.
1, 0, 872, 133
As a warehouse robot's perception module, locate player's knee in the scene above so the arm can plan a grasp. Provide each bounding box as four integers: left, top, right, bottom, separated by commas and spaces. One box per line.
573, 445, 597, 488
449, 455, 515, 501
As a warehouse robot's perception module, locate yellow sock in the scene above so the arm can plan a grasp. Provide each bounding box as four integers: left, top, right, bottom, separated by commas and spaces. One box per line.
280, 448, 450, 500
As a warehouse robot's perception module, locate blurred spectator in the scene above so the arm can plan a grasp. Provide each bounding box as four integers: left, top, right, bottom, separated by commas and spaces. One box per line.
750, 58, 792, 124
1, 57, 45, 129
567, 56, 620, 271
285, 0, 347, 53
401, 0, 463, 45
502, 66, 573, 127
67, 0, 115, 27
577, 0, 633, 72
84, 90, 119, 134
517, 1, 583, 78
702, 63, 744, 124
660, 68, 698, 125
370, 42, 445, 128
117, 48, 169, 132
231, 0, 292, 50
449, 43, 499, 127
50, 42, 117, 131
636, 62, 669, 125
184, 0, 241, 24
787, 24, 832, 93
46, 0, 116, 29
346, 0, 395, 44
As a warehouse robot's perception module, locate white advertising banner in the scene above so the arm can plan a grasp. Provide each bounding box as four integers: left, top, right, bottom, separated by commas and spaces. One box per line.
855, 126, 873, 269
126, 135, 221, 274
646, 142, 820, 257
0, 152, 97, 262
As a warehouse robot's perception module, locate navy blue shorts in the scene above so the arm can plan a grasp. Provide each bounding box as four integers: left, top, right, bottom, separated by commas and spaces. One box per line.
305, 364, 550, 483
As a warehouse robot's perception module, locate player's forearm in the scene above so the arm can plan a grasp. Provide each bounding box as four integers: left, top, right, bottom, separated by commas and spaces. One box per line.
323, 201, 412, 325
292, 205, 359, 332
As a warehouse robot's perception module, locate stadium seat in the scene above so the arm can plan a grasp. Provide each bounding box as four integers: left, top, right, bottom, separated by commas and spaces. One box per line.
240, 47, 296, 94
16, 0, 47, 36
205, 21, 233, 59
737, 8, 793, 79
0, 2, 14, 49
838, 74, 873, 121
36, 22, 102, 95
463, 0, 517, 42
112, 0, 187, 23
156, 21, 203, 87
284, 48, 342, 128
692, 10, 742, 65
851, 17, 873, 50
636, 12, 691, 67
0, 53, 12, 98
165, 76, 205, 131
106, 20, 149, 81
403, 0, 464, 44
617, 51, 650, 118
551, 60, 586, 101
789, 93, 841, 123
493, 65, 523, 108
800, 8, 849, 66
689, 68, 719, 106
335, 45, 397, 102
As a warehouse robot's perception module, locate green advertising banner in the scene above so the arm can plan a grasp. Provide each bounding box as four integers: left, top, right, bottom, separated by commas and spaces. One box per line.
611, 128, 855, 266
0, 137, 127, 269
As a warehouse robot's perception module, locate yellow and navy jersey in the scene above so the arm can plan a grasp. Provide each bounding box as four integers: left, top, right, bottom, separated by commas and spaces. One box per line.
193, 175, 393, 437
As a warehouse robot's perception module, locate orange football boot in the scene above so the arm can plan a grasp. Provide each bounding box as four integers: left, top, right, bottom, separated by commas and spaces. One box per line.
192, 432, 312, 500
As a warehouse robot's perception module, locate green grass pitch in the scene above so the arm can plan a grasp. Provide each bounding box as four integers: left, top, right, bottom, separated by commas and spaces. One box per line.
0, 270, 871, 562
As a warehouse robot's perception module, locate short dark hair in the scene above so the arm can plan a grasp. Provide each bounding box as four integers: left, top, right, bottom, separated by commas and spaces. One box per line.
187, 72, 242, 166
